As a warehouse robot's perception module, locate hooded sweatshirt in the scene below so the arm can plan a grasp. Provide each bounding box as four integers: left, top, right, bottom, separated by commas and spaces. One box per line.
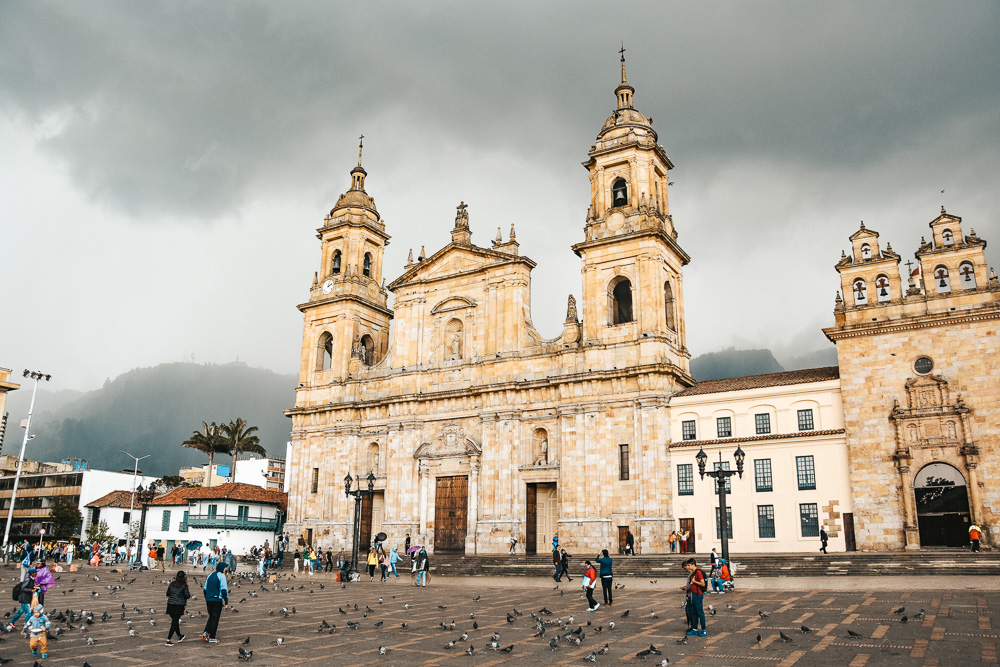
32, 565, 54, 593
204, 562, 229, 604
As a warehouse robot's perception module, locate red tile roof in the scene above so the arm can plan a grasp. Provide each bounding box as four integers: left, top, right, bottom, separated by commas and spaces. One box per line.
150, 483, 287, 512
669, 428, 846, 449
86, 490, 140, 509
673, 366, 840, 397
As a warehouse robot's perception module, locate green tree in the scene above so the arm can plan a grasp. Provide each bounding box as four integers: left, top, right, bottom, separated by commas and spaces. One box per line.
49, 497, 83, 539
157, 475, 184, 491
182, 421, 229, 487
84, 519, 113, 545
222, 418, 266, 477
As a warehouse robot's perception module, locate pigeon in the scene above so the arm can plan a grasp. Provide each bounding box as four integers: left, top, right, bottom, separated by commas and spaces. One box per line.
847, 630, 863, 638
758, 610, 769, 618
583, 652, 597, 662
621, 609, 630, 618
608, 621, 615, 629
445, 641, 455, 649
650, 611, 659, 619
637, 648, 653, 659
473, 595, 480, 602
473, 620, 478, 630
549, 637, 559, 650
438, 605, 447, 610
378, 646, 390, 655
242, 636, 251, 645
914, 609, 926, 619
756, 633, 762, 645
465, 645, 475, 655
648, 645, 662, 655
86, 636, 95, 645
506, 613, 516, 624
800, 625, 812, 633
900, 615, 908, 623
499, 644, 514, 653
129, 628, 137, 637
512, 608, 523, 617
893, 606, 905, 615
779, 631, 793, 642
273, 637, 284, 644
374, 621, 384, 628
676, 636, 687, 645
492, 632, 500, 643
459, 632, 469, 642
238, 647, 253, 661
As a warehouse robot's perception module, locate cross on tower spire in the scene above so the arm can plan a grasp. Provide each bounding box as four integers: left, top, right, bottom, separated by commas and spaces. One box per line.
619, 43, 627, 83
357, 134, 365, 167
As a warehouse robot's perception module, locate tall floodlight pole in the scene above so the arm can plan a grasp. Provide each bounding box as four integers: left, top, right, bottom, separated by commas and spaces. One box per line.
121, 451, 150, 548
2, 370, 51, 549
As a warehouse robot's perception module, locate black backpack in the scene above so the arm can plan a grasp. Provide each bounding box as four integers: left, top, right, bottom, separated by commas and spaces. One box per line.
11, 580, 22, 601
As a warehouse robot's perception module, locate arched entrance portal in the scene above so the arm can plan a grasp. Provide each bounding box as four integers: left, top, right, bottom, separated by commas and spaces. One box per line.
915, 462, 971, 547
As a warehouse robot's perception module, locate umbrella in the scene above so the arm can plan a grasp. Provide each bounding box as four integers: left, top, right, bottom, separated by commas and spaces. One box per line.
375, 532, 388, 543
186, 541, 203, 550
406, 546, 422, 555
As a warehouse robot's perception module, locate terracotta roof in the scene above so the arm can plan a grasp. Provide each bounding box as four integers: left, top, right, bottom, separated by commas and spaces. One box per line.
669, 428, 846, 449
673, 366, 840, 397
86, 490, 140, 509
150, 483, 287, 512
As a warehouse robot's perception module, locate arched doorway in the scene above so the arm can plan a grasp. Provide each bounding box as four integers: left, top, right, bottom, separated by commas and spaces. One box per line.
914, 462, 971, 547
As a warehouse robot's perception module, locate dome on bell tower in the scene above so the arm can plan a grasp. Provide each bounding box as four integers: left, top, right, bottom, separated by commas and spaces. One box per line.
330, 135, 380, 220
596, 47, 657, 143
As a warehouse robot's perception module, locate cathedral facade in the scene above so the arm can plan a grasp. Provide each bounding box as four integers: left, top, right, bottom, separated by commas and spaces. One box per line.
284, 59, 999, 554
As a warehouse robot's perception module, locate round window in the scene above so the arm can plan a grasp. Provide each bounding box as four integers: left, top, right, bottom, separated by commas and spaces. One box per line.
914, 357, 934, 374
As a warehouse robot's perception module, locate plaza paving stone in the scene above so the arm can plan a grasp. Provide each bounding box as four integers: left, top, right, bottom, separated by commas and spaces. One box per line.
2, 564, 997, 666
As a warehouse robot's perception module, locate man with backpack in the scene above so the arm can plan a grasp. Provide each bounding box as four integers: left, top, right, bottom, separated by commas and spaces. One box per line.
7, 567, 35, 630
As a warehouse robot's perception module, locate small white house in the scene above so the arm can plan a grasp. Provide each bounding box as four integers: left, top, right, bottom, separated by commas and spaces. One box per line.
144, 483, 287, 558
668, 367, 853, 553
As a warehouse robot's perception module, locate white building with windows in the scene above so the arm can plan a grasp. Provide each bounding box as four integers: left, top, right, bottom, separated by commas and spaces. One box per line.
144, 483, 287, 557
667, 367, 852, 553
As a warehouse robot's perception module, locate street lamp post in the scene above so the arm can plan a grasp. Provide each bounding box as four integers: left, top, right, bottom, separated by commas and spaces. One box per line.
2, 370, 51, 550
695, 444, 746, 567
343, 471, 376, 582
134, 485, 155, 570
120, 450, 150, 552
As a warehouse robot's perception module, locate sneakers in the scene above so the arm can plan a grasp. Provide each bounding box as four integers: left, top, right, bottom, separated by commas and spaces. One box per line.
587, 607, 596, 612
699, 630, 708, 637
32, 650, 37, 656
165, 642, 174, 647
686, 629, 699, 636
592, 603, 600, 610
208, 638, 220, 643
41, 654, 47, 658
201, 633, 209, 642
176, 634, 185, 643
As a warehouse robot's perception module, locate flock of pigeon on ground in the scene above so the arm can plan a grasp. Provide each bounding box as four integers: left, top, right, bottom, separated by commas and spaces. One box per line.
0, 568, 924, 665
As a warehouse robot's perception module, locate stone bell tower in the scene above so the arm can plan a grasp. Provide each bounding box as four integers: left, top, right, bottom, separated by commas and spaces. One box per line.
296, 137, 392, 383
571, 49, 690, 370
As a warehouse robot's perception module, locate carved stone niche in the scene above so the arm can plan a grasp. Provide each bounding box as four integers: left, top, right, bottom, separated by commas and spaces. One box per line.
890, 375, 971, 450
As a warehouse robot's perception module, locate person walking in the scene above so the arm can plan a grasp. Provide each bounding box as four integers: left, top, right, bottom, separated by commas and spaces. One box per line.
366, 547, 378, 582
7, 568, 35, 630
32, 560, 54, 606
508, 532, 517, 554
682, 557, 708, 637
668, 531, 677, 553
293, 548, 301, 573
378, 548, 389, 582
560, 549, 573, 582
404, 534, 410, 554
337, 548, 346, 571
709, 548, 719, 576
582, 560, 600, 611
22, 604, 50, 659
388, 546, 400, 578
820, 526, 829, 554
680, 530, 689, 554
969, 523, 982, 552
415, 547, 430, 587
595, 549, 614, 606
625, 530, 635, 555
164, 570, 191, 646
201, 562, 229, 643
222, 548, 237, 574
552, 546, 562, 582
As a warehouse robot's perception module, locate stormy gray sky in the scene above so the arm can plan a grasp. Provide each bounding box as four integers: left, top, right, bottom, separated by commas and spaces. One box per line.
2, 1, 998, 392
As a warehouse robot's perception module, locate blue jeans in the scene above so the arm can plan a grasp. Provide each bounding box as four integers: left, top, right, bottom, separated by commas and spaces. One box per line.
670, 541, 676, 552
416, 571, 427, 586
686, 593, 706, 630
10, 603, 30, 625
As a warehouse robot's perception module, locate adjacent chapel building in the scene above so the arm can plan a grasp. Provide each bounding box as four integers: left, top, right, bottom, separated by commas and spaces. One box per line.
284, 58, 999, 554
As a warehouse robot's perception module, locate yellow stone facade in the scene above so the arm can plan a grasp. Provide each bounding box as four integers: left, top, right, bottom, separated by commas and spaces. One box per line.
825, 211, 1000, 551
285, 58, 695, 555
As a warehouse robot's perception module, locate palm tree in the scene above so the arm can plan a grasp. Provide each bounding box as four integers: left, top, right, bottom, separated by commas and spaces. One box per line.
182, 421, 229, 487
222, 418, 266, 478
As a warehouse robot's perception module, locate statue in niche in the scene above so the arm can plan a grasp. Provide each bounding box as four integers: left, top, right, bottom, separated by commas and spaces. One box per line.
351, 334, 362, 359
540, 438, 548, 464
946, 421, 957, 439
450, 332, 462, 360
909, 425, 917, 442
566, 294, 578, 322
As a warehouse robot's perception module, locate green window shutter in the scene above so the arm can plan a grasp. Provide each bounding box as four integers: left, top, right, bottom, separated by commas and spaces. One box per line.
161, 510, 171, 531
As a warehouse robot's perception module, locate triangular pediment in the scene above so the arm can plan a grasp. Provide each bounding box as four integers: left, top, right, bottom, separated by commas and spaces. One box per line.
848, 225, 880, 242
389, 243, 534, 290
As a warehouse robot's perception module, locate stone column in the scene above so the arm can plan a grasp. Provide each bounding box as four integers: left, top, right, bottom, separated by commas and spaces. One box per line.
895, 459, 920, 550
468, 457, 480, 554
418, 462, 430, 536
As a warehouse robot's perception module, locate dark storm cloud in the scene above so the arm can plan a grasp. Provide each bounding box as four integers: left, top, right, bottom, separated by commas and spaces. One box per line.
2, 2, 996, 221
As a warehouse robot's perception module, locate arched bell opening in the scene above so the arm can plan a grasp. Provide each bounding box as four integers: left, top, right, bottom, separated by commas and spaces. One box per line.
611, 178, 628, 208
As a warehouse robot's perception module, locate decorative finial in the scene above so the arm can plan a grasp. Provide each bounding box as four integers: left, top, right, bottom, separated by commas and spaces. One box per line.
495, 227, 502, 244
357, 133, 365, 167
835, 291, 843, 304
509, 223, 516, 240
941, 205, 946, 214
418, 245, 426, 261
619, 43, 627, 83
312, 272, 318, 288
407, 248, 414, 264
859, 220, 865, 229
566, 294, 579, 322
841, 249, 847, 258
455, 201, 469, 229
885, 242, 893, 253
